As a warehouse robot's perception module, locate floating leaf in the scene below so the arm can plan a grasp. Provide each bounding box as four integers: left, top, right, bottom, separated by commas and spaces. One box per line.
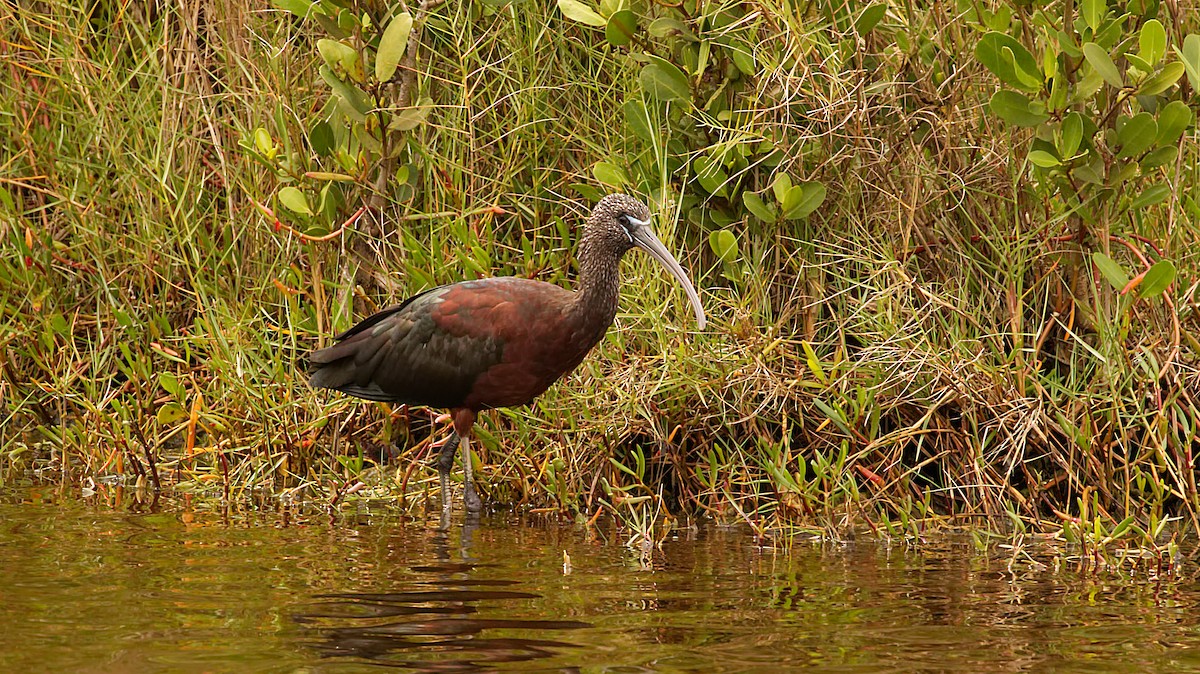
623, 99, 654, 142
1082, 43, 1123, 87
605, 9, 637, 46
742, 192, 777, 223
1092, 252, 1129, 290
989, 90, 1048, 127
388, 96, 434, 131
1129, 183, 1171, 210
975, 32, 1042, 92
1138, 61, 1184, 96
1139, 259, 1176, 299
557, 0, 606, 26
592, 160, 629, 187
708, 229, 739, 263
278, 186, 313, 215
1139, 19, 1166, 64
1028, 149, 1061, 167
1155, 100, 1193, 146
376, 11, 413, 82
1116, 112, 1157, 159
639, 55, 691, 103
855, 4, 887, 34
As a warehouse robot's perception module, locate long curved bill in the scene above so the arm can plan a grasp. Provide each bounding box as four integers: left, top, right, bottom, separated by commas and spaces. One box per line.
630, 223, 707, 330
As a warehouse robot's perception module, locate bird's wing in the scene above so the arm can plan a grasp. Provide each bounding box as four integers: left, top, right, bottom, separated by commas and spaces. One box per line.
308, 283, 504, 406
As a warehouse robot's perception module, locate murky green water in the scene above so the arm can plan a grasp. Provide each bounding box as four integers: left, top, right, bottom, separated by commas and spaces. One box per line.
2, 488, 1199, 672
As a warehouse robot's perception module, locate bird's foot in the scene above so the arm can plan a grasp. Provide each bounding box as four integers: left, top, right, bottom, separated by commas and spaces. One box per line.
464, 483, 482, 513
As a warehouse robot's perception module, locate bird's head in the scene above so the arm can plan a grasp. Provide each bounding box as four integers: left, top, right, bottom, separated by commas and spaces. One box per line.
588, 193, 706, 329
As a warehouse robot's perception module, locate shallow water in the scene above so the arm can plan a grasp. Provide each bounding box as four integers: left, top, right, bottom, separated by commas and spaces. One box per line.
2, 488, 1199, 673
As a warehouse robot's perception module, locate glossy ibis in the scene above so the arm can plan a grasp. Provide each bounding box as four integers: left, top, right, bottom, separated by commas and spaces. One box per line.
308, 194, 705, 512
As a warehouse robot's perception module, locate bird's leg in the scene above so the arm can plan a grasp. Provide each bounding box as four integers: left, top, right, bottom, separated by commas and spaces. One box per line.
460, 434, 482, 513
451, 408, 482, 513
436, 432, 459, 512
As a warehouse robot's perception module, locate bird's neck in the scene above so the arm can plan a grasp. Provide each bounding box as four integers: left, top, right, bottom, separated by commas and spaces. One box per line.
569, 233, 623, 337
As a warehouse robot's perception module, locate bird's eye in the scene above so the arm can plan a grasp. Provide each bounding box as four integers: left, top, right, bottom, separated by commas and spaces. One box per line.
617, 214, 630, 227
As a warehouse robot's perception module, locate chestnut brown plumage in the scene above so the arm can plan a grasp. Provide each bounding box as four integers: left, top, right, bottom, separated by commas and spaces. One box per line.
308, 194, 705, 513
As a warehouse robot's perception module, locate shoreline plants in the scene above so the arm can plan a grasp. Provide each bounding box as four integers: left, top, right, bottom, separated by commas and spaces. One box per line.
2, 0, 1198, 550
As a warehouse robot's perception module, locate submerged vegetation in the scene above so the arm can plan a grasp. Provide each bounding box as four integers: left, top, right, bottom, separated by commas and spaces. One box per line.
2, 0, 1199, 552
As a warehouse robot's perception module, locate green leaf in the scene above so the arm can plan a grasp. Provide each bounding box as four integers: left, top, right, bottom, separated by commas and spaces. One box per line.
376, 11, 413, 82
557, 0, 606, 26
781, 181, 826, 220
309, 121, 334, 156
975, 32, 1043, 92
1140, 146, 1177, 170
1139, 19, 1166, 65
1082, 0, 1106, 31
1138, 61, 1184, 96
708, 229, 739, 263
989, 90, 1048, 127
1155, 100, 1193, 147
278, 186, 313, 215
158, 372, 183, 398
156, 402, 188, 426
273, 0, 317, 17
693, 155, 729, 196
388, 96, 434, 131
319, 65, 371, 122
648, 17, 697, 40
253, 127, 274, 155
1092, 252, 1129, 290
1028, 149, 1060, 167
1116, 112, 1157, 159
1083, 42, 1123, 88
1060, 112, 1084, 157
1174, 33, 1200, 91
729, 40, 756, 76
772, 173, 793, 204
317, 39, 358, 75
742, 192, 777, 223
855, 4, 887, 34
623, 100, 654, 142
592, 160, 629, 187
605, 9, 637, 46
639, 56, 691, 103
1139, 259, 1176, 299
569, 183, 603, 202
1129, 183, 1171, 210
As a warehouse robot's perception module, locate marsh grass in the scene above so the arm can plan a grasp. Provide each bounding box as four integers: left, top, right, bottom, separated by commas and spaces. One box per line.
2, 0, 1198, 555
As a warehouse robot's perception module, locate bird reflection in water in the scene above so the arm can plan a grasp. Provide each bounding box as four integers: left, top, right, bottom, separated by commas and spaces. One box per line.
292, 521, 591, 671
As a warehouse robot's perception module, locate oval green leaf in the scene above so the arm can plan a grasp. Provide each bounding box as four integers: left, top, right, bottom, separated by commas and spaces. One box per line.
709, 229, 739, 263
1082, 42, 1123, 88
975, 32, 1042, 92
782, 182, 826, 220
1129, 183, 1171, 210
1139, 19, 1166, 65
639, 56, 691, 103
1155, 101, 1192, 148
388, 96, 433, 131
278, 186, 313, 215
1138, 61, 1184, 96
989, 90, 1048, 127
376, 11, 413, 82
742, 192, 777, 223
1138, 259, 1176, 299
1028, 149, 1061, 167
623, 99, 654, 142
1176, 33, 1200, 91
592, 160, 629, 187
1060, 112, 1084, 157
319, 65, 371, 121
557, 0, 606, 26
1092, 252, 1129, 290
605, 9, 637, 46
1116, 112, 1157, 159
855, 4, 887, 34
